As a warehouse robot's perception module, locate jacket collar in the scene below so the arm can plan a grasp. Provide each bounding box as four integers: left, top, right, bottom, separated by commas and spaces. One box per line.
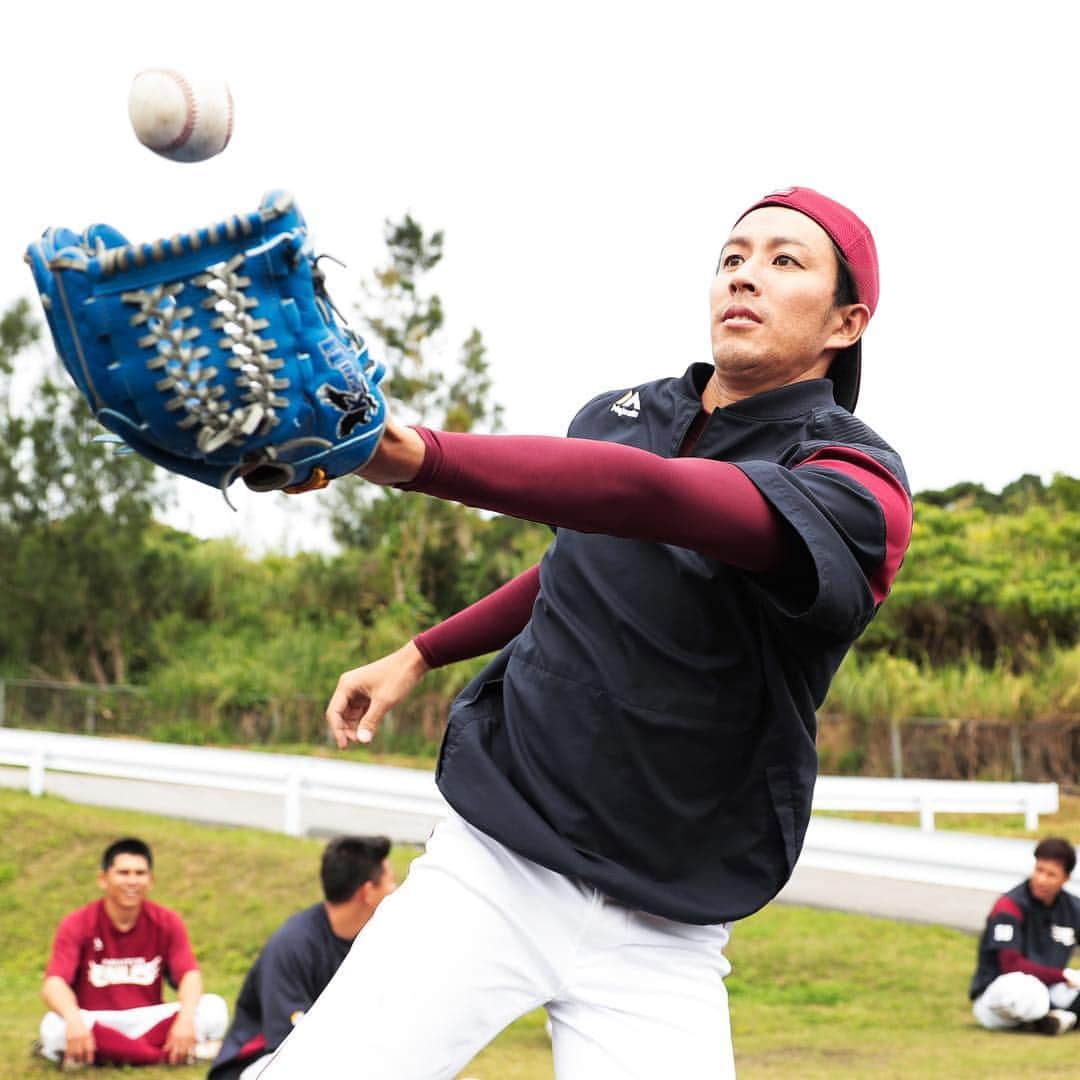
677, 362, 838, 421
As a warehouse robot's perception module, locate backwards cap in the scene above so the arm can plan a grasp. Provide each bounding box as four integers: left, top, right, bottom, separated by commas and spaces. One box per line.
735, 187, 878, 412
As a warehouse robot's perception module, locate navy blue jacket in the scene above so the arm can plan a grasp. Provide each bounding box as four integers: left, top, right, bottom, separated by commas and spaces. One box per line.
437, 366, 909, 924
209, 904, 352, 1078
971, 880, 1080, 999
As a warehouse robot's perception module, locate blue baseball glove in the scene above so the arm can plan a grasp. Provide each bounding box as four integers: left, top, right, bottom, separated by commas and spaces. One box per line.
25, 191, 386, 502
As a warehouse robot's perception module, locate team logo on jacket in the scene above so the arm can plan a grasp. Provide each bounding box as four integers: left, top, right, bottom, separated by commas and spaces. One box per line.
993, 924, 1015, 942
87, 955, 162, 988
1051, 925, 1077, 947
611, 389, 641, 419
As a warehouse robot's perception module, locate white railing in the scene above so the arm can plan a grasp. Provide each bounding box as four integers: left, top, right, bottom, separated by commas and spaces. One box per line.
0, 728, 447, 839
0, 729, 1059, 840
812, 775, 1058, 832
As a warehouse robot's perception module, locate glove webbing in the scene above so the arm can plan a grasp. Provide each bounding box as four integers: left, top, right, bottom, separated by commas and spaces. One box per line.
122, 252, 289, 454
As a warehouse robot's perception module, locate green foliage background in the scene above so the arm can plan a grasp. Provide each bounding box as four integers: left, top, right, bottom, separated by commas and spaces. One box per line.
2, 219, 1076, 759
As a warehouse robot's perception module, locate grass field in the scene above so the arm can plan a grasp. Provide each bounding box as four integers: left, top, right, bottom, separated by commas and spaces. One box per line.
4, 789, 1079, 1079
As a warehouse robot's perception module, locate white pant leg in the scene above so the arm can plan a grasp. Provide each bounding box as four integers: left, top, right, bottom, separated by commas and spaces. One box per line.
240, 1051, 276, 1079
549, 905, 734, 1079
38, 995, 227, 1061
1049, 981, 1080, 1010
37, 1011, 74, 1063
973, 972, 1051, 1029
262, 810, 736, 1080
195, 993, 230, 1041
261, 812, 573, 1079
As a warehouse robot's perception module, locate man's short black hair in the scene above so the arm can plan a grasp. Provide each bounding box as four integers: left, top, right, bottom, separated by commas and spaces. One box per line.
832, 243, 857, 308
1035, 836, 1076, 876
102, 837, 153, 871
321, 836, 392, 903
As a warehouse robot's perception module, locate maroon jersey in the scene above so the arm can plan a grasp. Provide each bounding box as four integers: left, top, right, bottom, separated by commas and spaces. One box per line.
45, 899, 198, 1011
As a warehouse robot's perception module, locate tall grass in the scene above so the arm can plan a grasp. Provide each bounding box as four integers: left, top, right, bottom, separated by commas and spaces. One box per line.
825, 642, 1080, 723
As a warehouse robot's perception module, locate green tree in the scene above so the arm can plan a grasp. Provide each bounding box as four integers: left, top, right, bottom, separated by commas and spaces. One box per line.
0, 298, 176, 683
328, 215, 542, 623
858, 486, 1079, 667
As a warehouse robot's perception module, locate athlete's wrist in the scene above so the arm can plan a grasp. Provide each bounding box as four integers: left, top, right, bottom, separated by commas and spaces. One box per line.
399, 640, 431, 680
354, 420, 426, 485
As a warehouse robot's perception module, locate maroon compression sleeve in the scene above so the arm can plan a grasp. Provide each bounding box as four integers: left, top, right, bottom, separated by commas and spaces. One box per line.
997, 949, 1066, 986
399, 428, 788, 573
414, 564, 541, 669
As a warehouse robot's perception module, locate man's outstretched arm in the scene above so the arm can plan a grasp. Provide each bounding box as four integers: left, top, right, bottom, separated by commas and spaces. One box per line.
359, 422, 790, 572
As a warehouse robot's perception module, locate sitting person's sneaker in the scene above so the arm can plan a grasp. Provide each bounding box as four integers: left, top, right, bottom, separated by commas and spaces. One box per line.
29, 1038, 74, 1069
190, 1038, 224, 1063
1032, 1008, 1078, 1035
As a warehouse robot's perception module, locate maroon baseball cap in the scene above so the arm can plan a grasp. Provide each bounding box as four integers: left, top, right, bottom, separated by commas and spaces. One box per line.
735, 187, 878, 413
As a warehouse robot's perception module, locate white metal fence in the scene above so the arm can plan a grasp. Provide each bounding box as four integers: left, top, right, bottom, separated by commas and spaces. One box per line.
0, 728, 1059, 838
0, 728, 447, 841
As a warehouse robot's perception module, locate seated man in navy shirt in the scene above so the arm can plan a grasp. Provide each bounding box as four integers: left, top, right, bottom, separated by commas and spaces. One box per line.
208, 837, 395, 1079
970, 837, 1080, 1035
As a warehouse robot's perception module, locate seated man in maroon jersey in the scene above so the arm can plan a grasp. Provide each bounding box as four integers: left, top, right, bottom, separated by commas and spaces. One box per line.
36, 837, 228, 1067
970, 837, 1080, 1035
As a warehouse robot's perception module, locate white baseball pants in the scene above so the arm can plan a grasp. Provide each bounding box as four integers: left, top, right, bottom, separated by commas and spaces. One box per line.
972, 971, 1079, 1029
260, 810, 735, 1079
38, 993, 228, 1062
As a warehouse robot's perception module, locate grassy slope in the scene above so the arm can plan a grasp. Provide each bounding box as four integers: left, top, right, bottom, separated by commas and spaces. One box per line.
3, 790, 1077, 1080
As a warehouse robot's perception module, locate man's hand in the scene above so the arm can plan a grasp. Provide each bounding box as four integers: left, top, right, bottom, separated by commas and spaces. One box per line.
352, 417, 426, 486
327, 642, 431, 747
64, 1016, 95, 1066
163, 1009, 196, 1065
1064, 967, 1080, 989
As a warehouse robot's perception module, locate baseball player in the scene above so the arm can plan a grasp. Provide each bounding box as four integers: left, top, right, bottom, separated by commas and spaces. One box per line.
37, 837, 227, 1067
261, 186, 915, 1079
970, 837, 1080, 1034
209, 837, 396, 1079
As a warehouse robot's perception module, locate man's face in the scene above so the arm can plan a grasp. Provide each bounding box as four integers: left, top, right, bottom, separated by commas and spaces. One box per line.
98, 853, 153, 914
1030, 858, 1069, 905
709, 206, 863, 393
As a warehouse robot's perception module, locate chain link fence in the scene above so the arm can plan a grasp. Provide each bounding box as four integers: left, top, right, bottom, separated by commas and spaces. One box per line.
0, 678, 330, 745
817, 714, 1080, 784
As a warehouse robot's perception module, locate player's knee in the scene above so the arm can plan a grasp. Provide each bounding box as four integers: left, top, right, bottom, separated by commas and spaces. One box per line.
196, 993, 230, 1040
38, 1011, 68, 1042
998, 972, 1051, 1021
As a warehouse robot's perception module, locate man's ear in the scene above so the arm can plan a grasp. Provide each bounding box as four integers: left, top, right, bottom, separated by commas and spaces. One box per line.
826, 303, 870, 352
97, 869, 108, 893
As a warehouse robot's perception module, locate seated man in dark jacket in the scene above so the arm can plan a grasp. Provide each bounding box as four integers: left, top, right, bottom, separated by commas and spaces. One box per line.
209, 836, 395, 1079
970, 837, 1080, 1035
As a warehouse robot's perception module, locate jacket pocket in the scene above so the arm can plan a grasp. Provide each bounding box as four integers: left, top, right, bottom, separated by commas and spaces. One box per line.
436, 677, 502, 781
765, 764, 799, 874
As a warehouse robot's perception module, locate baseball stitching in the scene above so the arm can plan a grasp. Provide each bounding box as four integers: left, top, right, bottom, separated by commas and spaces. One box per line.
153, 68, 197, 153
224, 86, 234, 149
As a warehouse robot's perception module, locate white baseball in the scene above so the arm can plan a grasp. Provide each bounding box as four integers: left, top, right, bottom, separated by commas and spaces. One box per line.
128, 69, 234, 163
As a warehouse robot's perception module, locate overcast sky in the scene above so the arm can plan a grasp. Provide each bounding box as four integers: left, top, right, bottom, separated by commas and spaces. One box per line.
3, 0, 1077, 551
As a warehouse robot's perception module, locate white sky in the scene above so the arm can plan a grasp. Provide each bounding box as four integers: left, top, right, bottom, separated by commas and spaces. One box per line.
3, 0, 1077, 551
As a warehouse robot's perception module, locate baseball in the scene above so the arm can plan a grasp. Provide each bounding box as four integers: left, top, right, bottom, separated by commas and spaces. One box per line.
128, 69, 233, 163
